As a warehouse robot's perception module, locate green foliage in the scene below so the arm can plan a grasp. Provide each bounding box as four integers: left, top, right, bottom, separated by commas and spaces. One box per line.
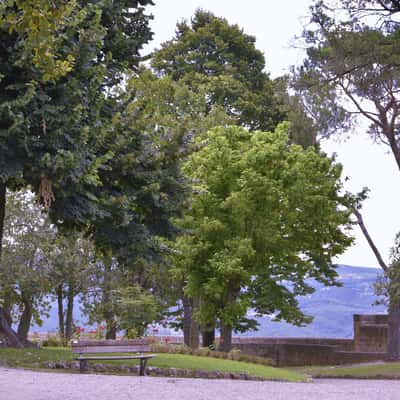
41, 336, 65, 348
0, 2, 186, 346
0, 190, 55, 329
0, 0, 84, 82
126, 67, 232, 143
0, 0, 183, 275
117, 285, 161, 337
294, 1, 400, 145
149, 343, 274, 366
152, 9, 285, 133
50, 233, 93, 296
82, 256, 165, 337
174, 124, 354, 333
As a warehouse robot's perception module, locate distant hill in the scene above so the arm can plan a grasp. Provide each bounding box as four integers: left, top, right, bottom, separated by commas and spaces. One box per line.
240, 264, 386, 338
33, 265, 387, 338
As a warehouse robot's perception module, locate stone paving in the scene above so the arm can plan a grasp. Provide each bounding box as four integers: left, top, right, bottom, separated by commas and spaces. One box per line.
1, 367, 400, 400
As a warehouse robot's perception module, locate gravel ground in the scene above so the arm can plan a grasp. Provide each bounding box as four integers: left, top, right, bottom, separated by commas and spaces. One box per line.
1, 367, 400, 400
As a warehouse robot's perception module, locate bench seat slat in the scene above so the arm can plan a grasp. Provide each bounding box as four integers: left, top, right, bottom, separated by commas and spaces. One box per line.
72, 345, 151, 354
76, 355, 155, 361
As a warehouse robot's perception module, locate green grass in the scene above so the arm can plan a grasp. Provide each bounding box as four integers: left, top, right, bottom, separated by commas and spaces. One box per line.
295, 362, 400, 379
0, 347, 305, 382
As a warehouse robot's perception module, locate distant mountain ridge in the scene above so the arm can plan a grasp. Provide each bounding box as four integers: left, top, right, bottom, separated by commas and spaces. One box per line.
241, 264, 386, 338
33, 265, 386, 338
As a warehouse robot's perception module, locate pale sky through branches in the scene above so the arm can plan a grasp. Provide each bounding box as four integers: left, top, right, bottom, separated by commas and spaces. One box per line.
146, 0, 400, 269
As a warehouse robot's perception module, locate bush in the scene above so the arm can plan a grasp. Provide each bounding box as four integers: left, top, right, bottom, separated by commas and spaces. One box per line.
150, 343, 274, 366
41, 336, 64, 348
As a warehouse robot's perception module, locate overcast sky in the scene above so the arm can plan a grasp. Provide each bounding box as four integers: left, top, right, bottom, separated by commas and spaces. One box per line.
145, 0, 400, 269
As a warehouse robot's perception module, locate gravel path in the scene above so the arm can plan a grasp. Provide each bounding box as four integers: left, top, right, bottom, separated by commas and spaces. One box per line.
1, 367, 400, 400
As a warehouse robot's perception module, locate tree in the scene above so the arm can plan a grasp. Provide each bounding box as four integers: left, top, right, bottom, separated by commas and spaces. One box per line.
126, 67, 232, 143
82, 256, 163, 339
151, 9, 285, 133
295, 0, 400, 359
152, 10, 320, 345
123, 68, 234, 345
173, 123, 354, 352
0, 0, 156, 347
0, 190, 55, 344
50, 233, 93, 343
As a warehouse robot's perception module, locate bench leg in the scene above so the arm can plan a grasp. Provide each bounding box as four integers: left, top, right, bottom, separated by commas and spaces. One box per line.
139, 359, 148, 376
79, 360, 89, 373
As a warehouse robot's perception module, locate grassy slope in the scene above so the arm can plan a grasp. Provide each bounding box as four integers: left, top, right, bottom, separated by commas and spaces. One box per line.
0, 347, 305, 382
295, 362, 400, 379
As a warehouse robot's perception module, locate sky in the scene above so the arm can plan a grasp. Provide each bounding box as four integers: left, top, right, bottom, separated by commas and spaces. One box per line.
145, 0, 400, 269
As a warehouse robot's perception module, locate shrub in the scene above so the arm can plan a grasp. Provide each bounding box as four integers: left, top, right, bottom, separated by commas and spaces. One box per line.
150, 343, 274, 366
41, 336, 64, 348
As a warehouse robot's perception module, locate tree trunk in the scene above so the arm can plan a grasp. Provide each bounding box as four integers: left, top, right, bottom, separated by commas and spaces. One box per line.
386, 300, 400, 361
103, 257, 117, 340
201, 324, 215, 348
56, 285, 65, 340
182, 295, 192, 347
0, 183, 24, 348
352, 209, 399, 358
105, 321, 117, 340
3, 301, 12, 326
65, 287, 74, 342
189, 297, 200, 350
0, 307, 23, 348
218, 323, 233, 353
17, 297, 33, 341
0, 182, 5, 260
386, 127, 400, 175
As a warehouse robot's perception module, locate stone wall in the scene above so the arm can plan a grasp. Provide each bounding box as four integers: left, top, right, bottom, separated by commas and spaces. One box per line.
230, 338, 351, 366
353, 314, 388, 352
231, 337, 354, 350
230, 338, 385, 366
229, 314, 389, 365
165, 313, 389, 366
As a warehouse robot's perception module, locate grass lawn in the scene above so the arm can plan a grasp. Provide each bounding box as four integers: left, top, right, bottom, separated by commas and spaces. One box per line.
0, 347, 306, 382
295, 362, 400, 379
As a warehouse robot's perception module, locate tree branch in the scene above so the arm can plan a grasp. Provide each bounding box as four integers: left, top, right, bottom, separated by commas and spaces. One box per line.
339, 82, 383, 127
353, 208, 388, 271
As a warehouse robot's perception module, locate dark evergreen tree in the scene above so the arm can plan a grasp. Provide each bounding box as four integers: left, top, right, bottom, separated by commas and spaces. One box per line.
0, 1, 184, 348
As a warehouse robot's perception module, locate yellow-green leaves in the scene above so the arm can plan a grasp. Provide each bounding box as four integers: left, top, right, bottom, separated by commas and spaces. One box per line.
1, 0, 85, 82
174, 123, 354, 334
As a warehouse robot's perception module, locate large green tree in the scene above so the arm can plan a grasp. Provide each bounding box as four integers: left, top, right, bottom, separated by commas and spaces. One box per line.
174, 123, 354, 352
0, 0, 169, 347
295, 0, 400, 359
151, 9, 285, 134
80, 68, 229, 342
152, 10, 319, 346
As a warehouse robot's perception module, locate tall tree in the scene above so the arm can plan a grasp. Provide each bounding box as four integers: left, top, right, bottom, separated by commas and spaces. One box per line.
0, 0, 156, 347
123, 68, 233, 345
152, 10, 319, 345
173, 123, 354, 352
296, 0, 400, 359
151, 9, 285, 133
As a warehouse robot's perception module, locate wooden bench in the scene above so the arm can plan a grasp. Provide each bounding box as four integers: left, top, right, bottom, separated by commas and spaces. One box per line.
71, 339, 156, 376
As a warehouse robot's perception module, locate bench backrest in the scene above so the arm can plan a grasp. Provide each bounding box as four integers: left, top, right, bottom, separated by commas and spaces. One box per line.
71, 339, 152, 354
